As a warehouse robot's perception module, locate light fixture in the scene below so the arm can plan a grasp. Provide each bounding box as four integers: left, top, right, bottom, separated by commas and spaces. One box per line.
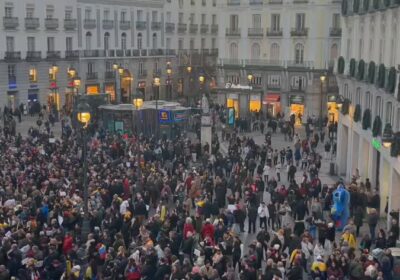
52, 65, 59, 73
153, 76, 161, 86
73, 77, 81, 88
320, 75, 326, 82
113, 63, 119, 70
247, 73, 253, 82
199, 75, 205, 83
76, 102, 91, 128
166, 67, 172, 75
336, 95, 345, 109
132, 91, 144, 109
382, 123, 394, 148
187, 66, 192, 73
118, 66, 124, 75
68, 67, 76, 77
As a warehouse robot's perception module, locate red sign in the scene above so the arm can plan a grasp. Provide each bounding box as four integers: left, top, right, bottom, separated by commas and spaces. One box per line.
49, 82, 58, 89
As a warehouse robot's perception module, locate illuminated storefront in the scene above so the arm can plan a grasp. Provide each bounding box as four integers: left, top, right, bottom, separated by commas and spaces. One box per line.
327, 95, 339, 123
289, 95, 305, 125
48, 82, 60, 111
86, 84, 100, 95
105, 83, 116, 103
263, 93, 281, 117
226, 93, 240, 119
249, 94, 261, 112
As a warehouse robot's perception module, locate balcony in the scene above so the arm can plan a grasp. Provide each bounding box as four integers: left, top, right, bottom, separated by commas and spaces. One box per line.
290, 27, 309, 37
165, 22, 175, 33
140, 49, 148, 56
178, 23, 187, 33
211, 24, 218, 34
64, 19, 77, 30
329, 27, 342, 37
25, 18, 39, 30
189, 24, 198, 34
151, 21, 161, 30
3, 17, 19, 29
4, 51, 21, 61
120, 21, 130, 30
45, 18, 59, 30
293, 0, 309, 3
226, 28, 241, 37
86, 72, 98, 80
269, 0, 283, 3
200, 24, 209, 34
249, 0, 263, 4
132, 49, 140, 56
248, 28, 264, 37
136, 21, 147, 30
47, 51, 61, 60
65, 50, 79, 59
165, 49, 176, 56
211, 49, 219, 56
138, 70, 148, 78
105, 71, 116, 80
149, 49, 164, 56
102, 20, 114, 30
266, 28, 283, 37
84, 19, 96, 29
227, 0, 240, 5
115, 49, 130, 57
26, 51, 41, 61
287, 60, 313, 68
244, 59, 283, 67
84, 50, 101, 57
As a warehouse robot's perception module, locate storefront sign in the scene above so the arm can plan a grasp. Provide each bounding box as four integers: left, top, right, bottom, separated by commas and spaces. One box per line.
289, 95, 304, 105
228, 93, 239, 100
250, 94, 260, 101
174, 111, 187, 122
225, 83, 252, 90
159, 110, 171, 123
114, 121, 124, 132
263, 94, 281, 104
372, 138, 381, 151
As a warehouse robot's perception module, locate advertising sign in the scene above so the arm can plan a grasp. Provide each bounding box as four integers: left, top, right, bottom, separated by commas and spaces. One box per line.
159, 110, 171, 123
228, 108, 235, 126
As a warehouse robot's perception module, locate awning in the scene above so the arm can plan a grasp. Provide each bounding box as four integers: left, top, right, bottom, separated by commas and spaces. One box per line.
263, 94, 280, 104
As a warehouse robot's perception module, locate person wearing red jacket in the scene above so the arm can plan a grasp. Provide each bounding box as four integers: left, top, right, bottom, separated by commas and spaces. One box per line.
62, 232, 73, 255
201, 218, 215, 242
183, 217, 195, 239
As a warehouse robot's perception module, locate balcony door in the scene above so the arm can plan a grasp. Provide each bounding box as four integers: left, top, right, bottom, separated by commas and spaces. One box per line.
27, 37, 35, 52
104, 32, 110, 50
230, 15, 238, 31
295, 13, 305, 30
6, 36, 14, 52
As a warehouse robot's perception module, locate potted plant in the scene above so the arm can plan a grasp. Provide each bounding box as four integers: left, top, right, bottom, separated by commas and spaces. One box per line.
353, 104, 361, 122
378, 63, 386, 88
338, 56, 345, 74
357, 60, 365, 81
362, 109, 371, 130
387, 67, 396, 93
368, 61, 376, 83
350, 59, 356, 77
372, 115, 382, 137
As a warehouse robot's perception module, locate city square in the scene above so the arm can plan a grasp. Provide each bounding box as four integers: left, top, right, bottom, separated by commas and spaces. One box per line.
0, 0, 400, 279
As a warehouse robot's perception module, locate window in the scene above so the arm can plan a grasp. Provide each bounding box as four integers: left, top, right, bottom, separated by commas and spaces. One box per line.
137, 10, 143, 21
104, 10, 110, 20
47, 37, 55, 52
26, 5, 34, 18
179, 0, 184, 8
211, 38, 216, 49
121, 11, 127, 22
295, 43, 304, 64
229, 42, 238, 59
295, 13, 305, 30
344, 84, 348, 99
385, 102, 393, 125
29, 67, 37, 82
346, 38, 352, 59
87, 63, 94, 74
85, 8, 91, 20
27, 37, 35, 52
178, 13, 184, 23
230, 15, 239, 30
66, 37, 73, 51
213, 0, 216, 7
201, 38, 206, 49
365, 91, 371, 109
270, 43, 280, 61
121, 33, 127, 49
191, 0, 195, 5
356, 87, 361, 105
251, 43, 261, 59
332, 13, 340, 28
268, 75, 281, 88
330, 44, 338, 62
46, 5, 54, 19
252, 14, 261, 28
139, 62, 144, 75
212, 15, 217, 25
190, 13, 195, 24
190, 38, 194, 50
359, 38, 364, 60
6, 36, 14, 52
5, 6, 13, 18
65, 7, 73, 20
8, 65, 16, 78
137, 33, 142, 49
201, 14, 206, 24
166, 38, 171, 49
251, 75, 262, 85
271, 14, 280, 31
166, 12, 171, 22
152, 11, 157, 22
291, 76, 306, 90
104, 32, 110, 50
396, 108, 400, 131
152, 33, 157, 49
375, 96, 382, 118
202, 0, 206, 6
178, 38, 183, 50
86, 32, 92, 50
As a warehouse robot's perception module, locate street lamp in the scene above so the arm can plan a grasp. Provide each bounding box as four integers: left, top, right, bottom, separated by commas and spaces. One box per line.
73, 77, 81, 95
76, 101, 91, 241
199, 74, 205, 84
153, 76, 161, 138
319, 75, 326, 131
166, 66, 172, 100
247, 73, 253, 85
187, 66, 192, 73
68, 67, 76, 78
382, 123, 394, 148
132, 91, 144, 110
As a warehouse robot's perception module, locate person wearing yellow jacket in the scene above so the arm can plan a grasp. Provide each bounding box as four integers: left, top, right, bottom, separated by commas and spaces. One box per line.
341, 229, 357, 249
311, 255, 327, 279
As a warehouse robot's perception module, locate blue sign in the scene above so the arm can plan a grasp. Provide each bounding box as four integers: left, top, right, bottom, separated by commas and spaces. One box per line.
159, 110, 171, 123
228, 108, 235, 126
173, 111, 187, 122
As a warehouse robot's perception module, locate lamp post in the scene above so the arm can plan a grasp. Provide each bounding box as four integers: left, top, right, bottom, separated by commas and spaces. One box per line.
153, 76, 161, 138
247, 73, 253, 86
113, 63, 124, 104
320, 75, 326, 131
166, 65, 172, 100
76, 101, 91, 241
187, 65, 193, 105
132, 91, 144, 135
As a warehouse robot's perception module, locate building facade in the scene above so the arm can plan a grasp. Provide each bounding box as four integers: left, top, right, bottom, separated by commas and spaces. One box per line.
337, 0, 400, 216
216, 0, 342, 121
0, 0, 218, 113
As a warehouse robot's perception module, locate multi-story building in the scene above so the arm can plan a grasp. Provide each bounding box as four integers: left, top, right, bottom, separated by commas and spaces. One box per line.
336, 0, 400, 216
216, 0, 341, 122
0, 0, 218, 113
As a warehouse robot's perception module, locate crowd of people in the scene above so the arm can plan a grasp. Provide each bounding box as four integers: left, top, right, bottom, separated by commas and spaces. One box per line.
0, 107, 398, 280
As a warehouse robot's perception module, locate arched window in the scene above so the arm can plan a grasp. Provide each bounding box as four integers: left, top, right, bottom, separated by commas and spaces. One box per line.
294, 43, 304, 64
104, 32, 110, 50
137, 33, 142, 50
330, 44, 338, 61
152, 33, 157, 49
270, 43, 280, 61
229, 42, 238, 59
251, 43, 260, 60
86, 32, 92, 50
121, 33, 127, 50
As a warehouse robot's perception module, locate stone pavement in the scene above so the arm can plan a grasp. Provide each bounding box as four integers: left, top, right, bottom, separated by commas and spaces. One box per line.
13, 115, 63, 138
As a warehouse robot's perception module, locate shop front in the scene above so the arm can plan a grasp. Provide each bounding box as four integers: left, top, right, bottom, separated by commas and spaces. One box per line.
226, 93, 240, 119
263, 93, 281, 117
327, 94, 339, 123
104, 83, 116, 103
7, 90, 18, 111
289, 95, 305, 125
121, 70, 133, 103
86, 84, 100, 95
249, 94, 261, 113
137, 81, 146, 100
48, 81, 60, 117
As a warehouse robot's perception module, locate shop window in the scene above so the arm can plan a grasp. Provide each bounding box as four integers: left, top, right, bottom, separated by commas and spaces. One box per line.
29, 67, 37, 82
249, 96, 261, 112
385, 102, 392, 125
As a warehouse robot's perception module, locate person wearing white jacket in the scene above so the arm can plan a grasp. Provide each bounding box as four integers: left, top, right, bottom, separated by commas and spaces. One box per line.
258, 202, 270, 229
301, 236, 314, 272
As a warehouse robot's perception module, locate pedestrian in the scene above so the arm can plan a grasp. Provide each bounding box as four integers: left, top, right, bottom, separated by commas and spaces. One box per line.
247, 203, 257, 234
367, 208, 379, 240
258, 202, 269, 229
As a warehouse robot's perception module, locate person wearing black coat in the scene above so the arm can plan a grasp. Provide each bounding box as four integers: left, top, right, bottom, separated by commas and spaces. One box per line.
247, 204, 258, 234
234, 207, 246, 233
286, 263, 303, 280
154, 258, 171, 280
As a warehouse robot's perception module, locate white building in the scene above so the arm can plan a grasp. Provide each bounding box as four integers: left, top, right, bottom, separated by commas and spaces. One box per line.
336, 0, 400, 216
216, 0, 342, 121
0, 0, 218, 113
